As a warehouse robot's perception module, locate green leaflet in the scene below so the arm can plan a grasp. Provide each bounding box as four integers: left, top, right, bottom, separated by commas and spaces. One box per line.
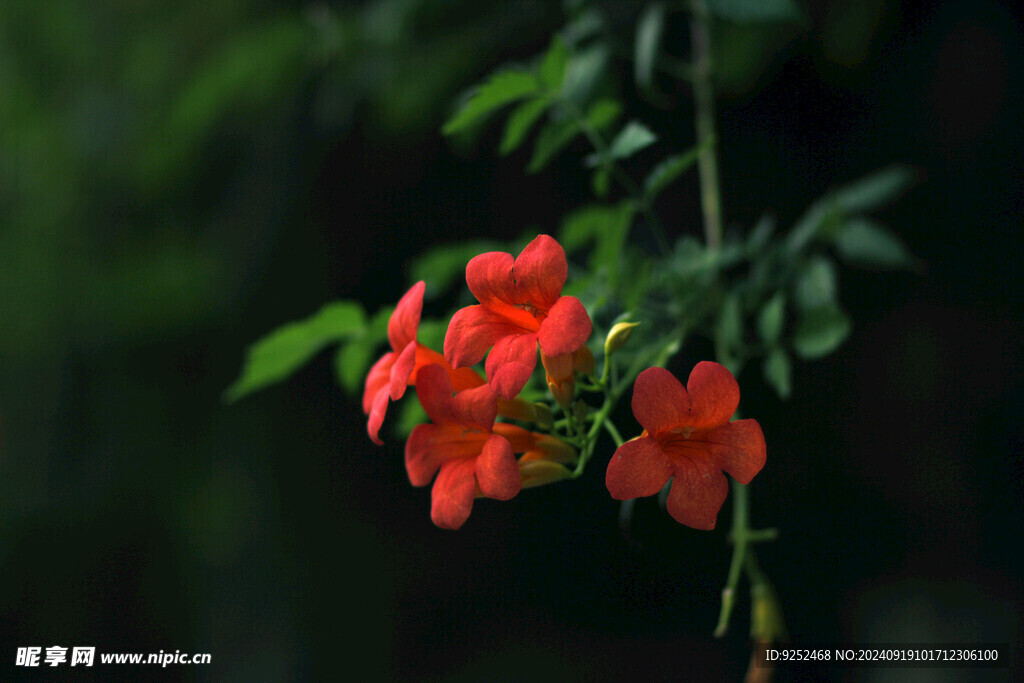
225, 301, 366, 402
442, 69, 539, 135
835, 218, 918, 269
793, 303, 851, 359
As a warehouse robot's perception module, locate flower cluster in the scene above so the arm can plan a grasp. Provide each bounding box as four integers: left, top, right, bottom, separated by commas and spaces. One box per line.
363, 235, 765, 530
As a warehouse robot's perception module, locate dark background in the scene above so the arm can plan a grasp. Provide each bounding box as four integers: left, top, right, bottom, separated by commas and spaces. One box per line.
1, 0, 1020, 680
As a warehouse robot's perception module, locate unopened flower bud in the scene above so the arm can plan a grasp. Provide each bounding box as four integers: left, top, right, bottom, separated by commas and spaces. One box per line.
572, 399, 589, 423
532, 402, 554, 431
518, 459, 571, 489
496, 398, 536, 423
548, 379, 574, 408
604, 321, 640, 356
574, 346, 595, 375
750, 583, 787, 643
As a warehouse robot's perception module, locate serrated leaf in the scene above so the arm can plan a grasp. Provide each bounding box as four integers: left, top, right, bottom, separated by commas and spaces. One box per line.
834, 218, 917, 269
635, 3, 666, 90
559, 202, 634, 290
540, 38, 569, 91
606, 121, 657, 161
499, 98, 549, 155
707, 0, 802, 23
643, 142, 706, 201
442, 69, 539, 135
225, 301, 366, 402
763, 347, 792, 398
335, 340, 374, 395
832, 165, 914, 214
758, 292, 786, 345
527, 116, 581, 173
410, 240, 504, 298
793, 256, 838, 311
793, 304, 851, 359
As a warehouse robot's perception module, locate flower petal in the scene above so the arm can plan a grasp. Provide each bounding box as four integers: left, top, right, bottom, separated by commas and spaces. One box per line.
475, 434, 521, 501
537, 296, 592, 357
405, 424, 443, 486
512, 234, 567, 310
685, 361, 740, 429
389, 341, 417, 400
413, 364, 455, 425
605, 435, 673, 500
366, 388, 390, 445
665, 454, 729, 530
388, 281, 425, 351
449, 384, 498, 431
485, 332, 539, 399
631, 367, 693, 436
695, 419, 766, 485
363, 352, 394, 414
431, 459, 478, 530
466, 251, 517, 307
444, 305, 528, 370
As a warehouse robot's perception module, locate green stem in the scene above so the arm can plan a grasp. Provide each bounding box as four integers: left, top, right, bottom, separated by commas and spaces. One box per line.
603, 419, 625, 447
689, 0, 722, 250
714, 479, 748, 637
570, 105, 670, 254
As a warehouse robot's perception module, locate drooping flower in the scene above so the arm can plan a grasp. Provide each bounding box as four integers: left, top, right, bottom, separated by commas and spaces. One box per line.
403, 362, 565, 528
605, 363, 766, 530
444, 235, 592, 400
362, 281, 486, 444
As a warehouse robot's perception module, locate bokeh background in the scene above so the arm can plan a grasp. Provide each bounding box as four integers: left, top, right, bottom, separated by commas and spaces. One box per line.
1, 0, 1020, 680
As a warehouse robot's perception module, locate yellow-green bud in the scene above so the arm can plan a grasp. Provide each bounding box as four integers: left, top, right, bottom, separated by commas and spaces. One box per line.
532, 402, 554, 431
572, 399, 589, 423
604, 321, 640, 356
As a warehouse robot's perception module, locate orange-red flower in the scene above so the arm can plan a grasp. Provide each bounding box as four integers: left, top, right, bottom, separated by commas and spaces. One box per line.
405, 365, 513, 529
363, 281, 482, 444
605, 363, 766, 530
444, 235, 592, 400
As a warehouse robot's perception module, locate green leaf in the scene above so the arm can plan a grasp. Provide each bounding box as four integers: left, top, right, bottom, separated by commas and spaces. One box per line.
793, 304, 851, 360
606, 121, 657, 161
832, 165, 915, 214
442, 69, 539, 135
559, 202, 634, 290
499, 98, 549, 155
334, 340, 374, 395
225, 301, 366, 402
527, 116, 581, 173
415, 318, 448, 352
562, 44, 610, 107
793, 256, 838, 311
586, 98, 623, 131
635, 3, 666, 90
332, 306, 391, 396
592, 165, 611, 198
643, 142, 707, 201
539, 37, 569, 91
834, 218, 917, 269
763, 347, 792, 398
757, 292, 786, 346
707, 0, 802, 23
410, 240, 504, 298
395, 395, 428, 438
